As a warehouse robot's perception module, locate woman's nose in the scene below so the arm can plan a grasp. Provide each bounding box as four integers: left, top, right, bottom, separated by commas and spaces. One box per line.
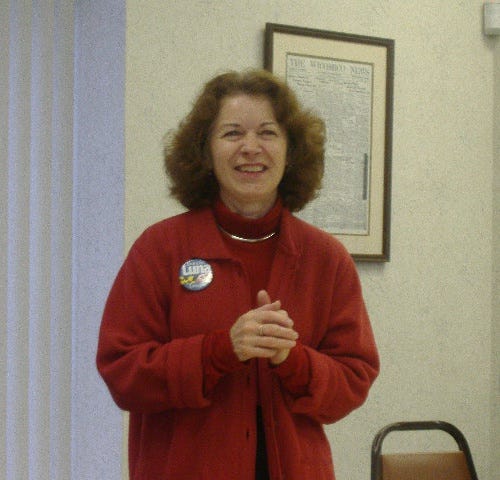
241, 132, 262, 154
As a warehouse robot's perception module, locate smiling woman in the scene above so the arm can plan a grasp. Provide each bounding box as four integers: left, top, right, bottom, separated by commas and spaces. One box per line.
164, 69, 325, 212
209, 94, 288, 218
96, 69, 379, 480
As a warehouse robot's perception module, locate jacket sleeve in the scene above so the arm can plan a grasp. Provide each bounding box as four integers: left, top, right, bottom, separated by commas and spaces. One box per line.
96, 234, 211, 413
274, 251, 380, 424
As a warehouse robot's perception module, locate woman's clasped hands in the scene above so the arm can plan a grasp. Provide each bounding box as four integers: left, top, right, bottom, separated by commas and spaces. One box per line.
230, 290, 298, 365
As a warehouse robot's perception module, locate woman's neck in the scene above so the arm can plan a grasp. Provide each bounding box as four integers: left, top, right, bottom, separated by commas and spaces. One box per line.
219, 194, 277, 219
213, 196, 282, 242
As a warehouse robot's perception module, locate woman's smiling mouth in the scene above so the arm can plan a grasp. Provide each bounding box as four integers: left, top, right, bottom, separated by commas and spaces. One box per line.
236, 164, 267, 173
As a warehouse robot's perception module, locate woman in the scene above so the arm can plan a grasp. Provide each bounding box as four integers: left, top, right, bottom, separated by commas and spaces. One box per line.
97, 69, 379, 480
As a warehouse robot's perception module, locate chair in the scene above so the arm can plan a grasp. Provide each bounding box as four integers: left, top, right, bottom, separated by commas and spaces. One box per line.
371, 421, 478, 480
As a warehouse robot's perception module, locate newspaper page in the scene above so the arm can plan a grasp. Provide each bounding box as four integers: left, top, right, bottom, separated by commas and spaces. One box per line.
286, 53, 373, 235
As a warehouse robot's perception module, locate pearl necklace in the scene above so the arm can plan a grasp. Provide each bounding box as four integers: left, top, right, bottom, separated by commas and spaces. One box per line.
217, 224, 277, 243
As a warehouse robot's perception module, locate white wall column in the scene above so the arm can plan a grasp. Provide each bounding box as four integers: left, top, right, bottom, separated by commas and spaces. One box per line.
1, 1, 125, 478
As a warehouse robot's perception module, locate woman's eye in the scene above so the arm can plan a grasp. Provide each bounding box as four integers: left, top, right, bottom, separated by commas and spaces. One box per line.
222, 130, 241, 138
260, 130, 278, 137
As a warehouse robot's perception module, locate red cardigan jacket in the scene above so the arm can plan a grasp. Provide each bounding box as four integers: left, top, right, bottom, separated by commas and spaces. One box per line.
96, 207, 379, 480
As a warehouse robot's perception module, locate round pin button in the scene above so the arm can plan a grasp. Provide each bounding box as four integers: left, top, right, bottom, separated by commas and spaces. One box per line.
179, 258, 213, 291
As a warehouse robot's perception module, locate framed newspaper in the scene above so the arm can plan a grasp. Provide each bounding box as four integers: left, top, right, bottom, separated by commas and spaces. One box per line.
265, 23, 394, 262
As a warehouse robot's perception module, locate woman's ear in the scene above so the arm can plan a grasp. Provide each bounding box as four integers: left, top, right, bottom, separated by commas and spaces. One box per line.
205, 157, 213, 172
285, 150, 293, 171
201, 142, 213, 171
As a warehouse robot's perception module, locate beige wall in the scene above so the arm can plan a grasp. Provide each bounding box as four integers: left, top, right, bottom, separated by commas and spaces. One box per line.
124, 1, 497, 479
492, 27, 500, 480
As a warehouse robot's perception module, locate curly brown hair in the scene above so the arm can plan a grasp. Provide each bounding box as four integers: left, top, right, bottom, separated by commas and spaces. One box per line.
164, 69, 325, 212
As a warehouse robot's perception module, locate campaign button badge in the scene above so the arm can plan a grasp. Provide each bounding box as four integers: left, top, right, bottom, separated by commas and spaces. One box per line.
179, 259, 213, 291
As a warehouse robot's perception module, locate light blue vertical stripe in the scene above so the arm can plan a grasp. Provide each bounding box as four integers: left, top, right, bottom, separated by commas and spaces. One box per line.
6, 1, 31, 479
50, 1, 74, 477
0, 0, 9, 471
72, 1, 125, 478
29, 1, 53, 477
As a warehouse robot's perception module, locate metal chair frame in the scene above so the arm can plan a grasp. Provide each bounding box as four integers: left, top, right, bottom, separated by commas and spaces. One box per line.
371, 421, 478, 480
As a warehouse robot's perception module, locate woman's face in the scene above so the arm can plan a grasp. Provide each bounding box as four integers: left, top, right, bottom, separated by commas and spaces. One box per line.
209, 94, 288, 218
